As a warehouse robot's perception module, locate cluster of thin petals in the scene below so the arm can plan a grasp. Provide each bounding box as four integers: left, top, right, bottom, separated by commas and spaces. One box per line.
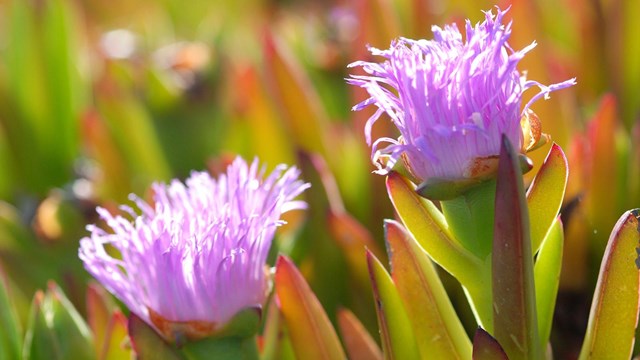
349, 7, 576, 180
79, 157, 309, 332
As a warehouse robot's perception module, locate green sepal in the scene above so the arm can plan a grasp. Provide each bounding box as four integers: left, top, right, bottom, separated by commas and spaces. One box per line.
415, 154, 533, 201
128, 314, 182, 360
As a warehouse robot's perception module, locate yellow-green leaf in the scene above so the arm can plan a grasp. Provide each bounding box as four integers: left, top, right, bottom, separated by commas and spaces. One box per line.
527, 143, 568, 253
384, 220, 471, 359
579, 210, 640, 359
366, 250, 419, 360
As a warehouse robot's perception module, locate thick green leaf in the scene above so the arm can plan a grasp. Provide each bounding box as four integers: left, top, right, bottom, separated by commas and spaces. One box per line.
492, 135, 540, 360
274, 256, 346, 360
472, 328, 508, 360
386, 172, 492, 329
128, 314, 182, 360
366, 250, 419, 360
579, 210, 640, 359
23, 283, 94, 360
385, 172, 481, 284
384, 220, 471, 359
527, 143, 569, 253
534, 217, 564, 350
0, 269, 21, 360
336, 308, 382, 360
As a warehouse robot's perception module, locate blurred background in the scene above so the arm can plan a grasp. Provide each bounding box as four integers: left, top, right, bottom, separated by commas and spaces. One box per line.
0, 0, 638, 358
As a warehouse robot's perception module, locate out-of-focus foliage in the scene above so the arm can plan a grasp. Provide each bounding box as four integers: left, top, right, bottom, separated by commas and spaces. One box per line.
0, 0, 638, 358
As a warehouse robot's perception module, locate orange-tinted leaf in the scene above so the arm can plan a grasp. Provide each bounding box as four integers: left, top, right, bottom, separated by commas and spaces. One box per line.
366, 250, 419, 360
263, 31, 329, 157
336, 308, 382, 360
385, 220, 471, 359
274, 256, 346, 360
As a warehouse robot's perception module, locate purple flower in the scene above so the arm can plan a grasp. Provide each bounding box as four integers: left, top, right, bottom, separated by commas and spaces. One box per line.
348, 7, 575, 181
79, 157, 309, 341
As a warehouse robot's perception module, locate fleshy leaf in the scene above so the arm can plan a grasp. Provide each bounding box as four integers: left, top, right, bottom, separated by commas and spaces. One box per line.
0, 269, 21, 360
579, 210, 640, 359
492, 135, 540, 359
385, 172, 481, 284
336, 308, 382, 360
366, 250, 420, 360
472, 328, 508, 360
527, 143, 569, 253
274, 256, 346, 360
384, 220, 471, 359
87, 283, 115, 358
23, 282, 94, 360
534, 217, 564, 350
102, 311, 130, 360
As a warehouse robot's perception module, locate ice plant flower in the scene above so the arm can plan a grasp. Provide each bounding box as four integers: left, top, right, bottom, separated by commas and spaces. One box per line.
348, 7, 576, 183
79, 157, 309, 342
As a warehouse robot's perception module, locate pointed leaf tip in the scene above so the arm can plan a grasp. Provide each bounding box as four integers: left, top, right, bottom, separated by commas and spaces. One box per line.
472, 328, 508, 360
492, 135, 540, 359
274, 255, 346, 360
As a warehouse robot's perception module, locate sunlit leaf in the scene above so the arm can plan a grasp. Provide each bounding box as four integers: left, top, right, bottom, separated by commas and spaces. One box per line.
336, 308, 382, 360
579, 210, 640, 359
23, 283, 94, 360
492, 135, 540, 360
527, 143, 568, 253
366, 250, 420, 360
384, 220, 471, 359
274, 256, 346, 360
534, 217, 564, 350
385, 172, 481, 284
